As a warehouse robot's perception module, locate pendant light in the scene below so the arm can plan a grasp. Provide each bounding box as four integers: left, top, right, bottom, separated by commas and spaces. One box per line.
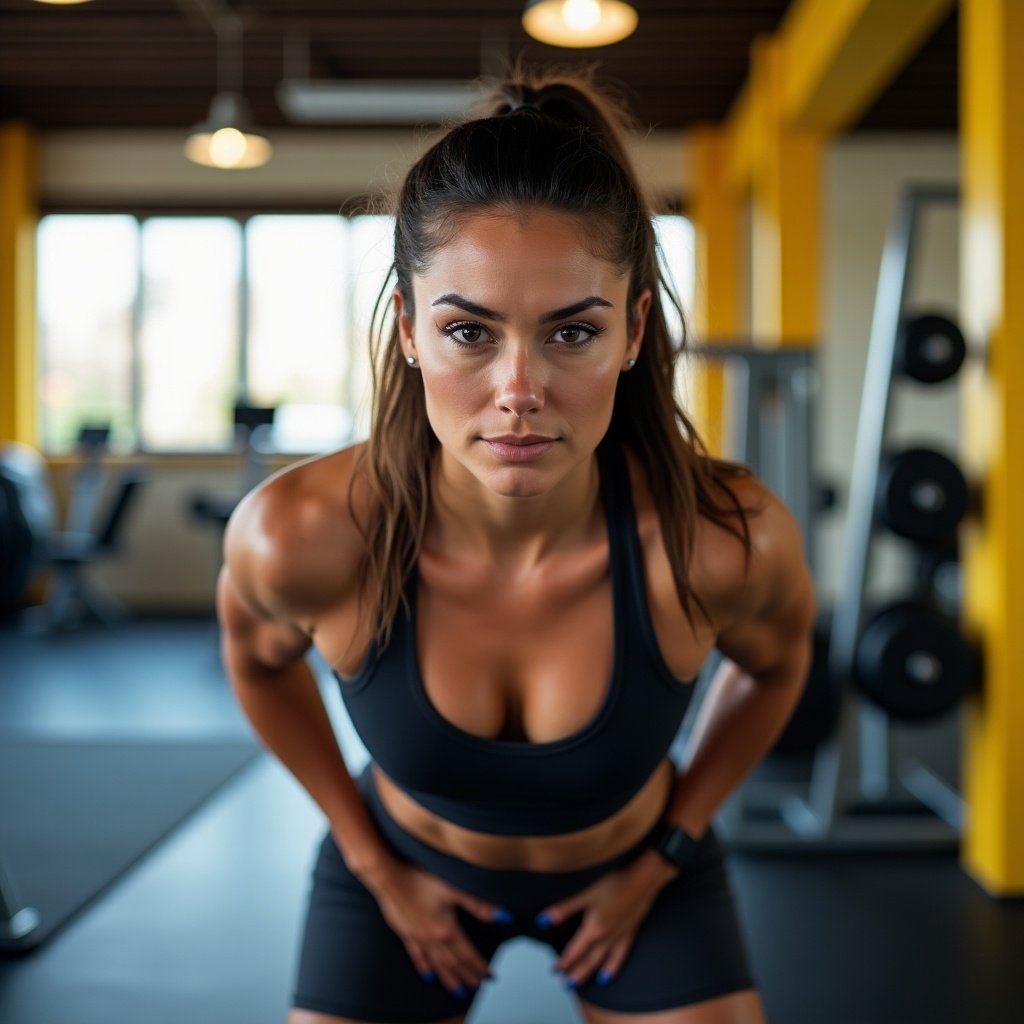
185, 16, 272, 170
522, 0, 638, 48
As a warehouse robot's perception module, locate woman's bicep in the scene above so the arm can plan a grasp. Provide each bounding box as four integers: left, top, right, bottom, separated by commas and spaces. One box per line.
217, 562, 312, 673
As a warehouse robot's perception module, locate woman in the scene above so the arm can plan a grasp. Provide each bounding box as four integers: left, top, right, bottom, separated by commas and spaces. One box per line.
218, 72, 815, 1024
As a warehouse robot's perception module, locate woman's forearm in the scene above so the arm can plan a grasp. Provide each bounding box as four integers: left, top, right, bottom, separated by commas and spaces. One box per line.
665, 654, 811, 838
225, 655, 395, 883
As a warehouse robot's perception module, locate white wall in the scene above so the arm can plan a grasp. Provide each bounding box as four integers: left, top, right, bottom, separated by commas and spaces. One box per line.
37, 128, 961, 613
39, 127, 688, 208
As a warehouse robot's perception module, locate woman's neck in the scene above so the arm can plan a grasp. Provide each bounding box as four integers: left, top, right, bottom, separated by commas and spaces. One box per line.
429, 448, 603, 575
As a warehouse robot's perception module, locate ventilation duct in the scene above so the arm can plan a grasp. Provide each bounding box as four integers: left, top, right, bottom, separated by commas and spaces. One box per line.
276, 80, 483, 124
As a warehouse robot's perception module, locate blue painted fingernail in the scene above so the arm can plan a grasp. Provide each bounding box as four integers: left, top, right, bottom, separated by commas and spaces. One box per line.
492, 907, 514, 924
565, 977, 579, 990
420, 969, 436, 984
452, 984, 468, 1000
597, 969, 613, 985
535, 912, 553, 928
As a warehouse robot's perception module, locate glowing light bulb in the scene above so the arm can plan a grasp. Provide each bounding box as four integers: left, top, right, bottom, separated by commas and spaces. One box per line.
562, 0, 601, 31
208, 127, 248, 168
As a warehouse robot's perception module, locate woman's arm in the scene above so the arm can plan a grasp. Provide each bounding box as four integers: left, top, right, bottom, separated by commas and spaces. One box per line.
216, 466, 401, 883
544, 487, 816, 988
217, 561, 395, 884
660, 485, 817, 842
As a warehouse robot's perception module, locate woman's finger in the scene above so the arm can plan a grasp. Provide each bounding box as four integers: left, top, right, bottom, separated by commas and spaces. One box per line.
561, 940, 610, 990
405, 939, 435, 983
432, 942, 480, 999
535, 887, 592, 930
451, 930, 493, 983
555, 922, 604, 976
594, 937, 632, 987
451, 888, 514, 926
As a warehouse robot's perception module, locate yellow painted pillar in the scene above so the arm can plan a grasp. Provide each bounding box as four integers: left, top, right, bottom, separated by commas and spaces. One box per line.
689, 126, 741, 457
959, 0, 1024, 896
0, 122, 38, 445
748, 38, 823, 347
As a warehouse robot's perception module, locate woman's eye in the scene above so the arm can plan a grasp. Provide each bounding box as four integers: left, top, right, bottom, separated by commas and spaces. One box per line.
444, 322, 488, 346
553, 323, 601, 346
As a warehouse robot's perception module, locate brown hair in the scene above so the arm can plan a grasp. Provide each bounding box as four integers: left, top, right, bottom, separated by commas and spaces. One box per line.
355, 68, 758, 649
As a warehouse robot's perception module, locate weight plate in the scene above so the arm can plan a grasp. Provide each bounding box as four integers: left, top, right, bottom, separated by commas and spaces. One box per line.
875, 448, 969, 543
896, 314, 967, 384
854, 602, 973, 720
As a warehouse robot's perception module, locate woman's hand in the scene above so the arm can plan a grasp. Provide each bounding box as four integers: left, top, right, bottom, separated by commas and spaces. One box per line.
537, 848, 679, 989
361, 858, 509, 998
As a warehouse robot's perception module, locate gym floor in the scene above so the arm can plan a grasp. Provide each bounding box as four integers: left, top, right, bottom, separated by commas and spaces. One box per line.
0, 616, 1021, 1024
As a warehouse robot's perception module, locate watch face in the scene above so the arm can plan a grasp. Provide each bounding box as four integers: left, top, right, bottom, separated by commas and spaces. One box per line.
658, 826, 699, 866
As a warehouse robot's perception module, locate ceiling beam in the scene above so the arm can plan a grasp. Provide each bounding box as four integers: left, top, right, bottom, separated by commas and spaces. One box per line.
778, 0, 955, 132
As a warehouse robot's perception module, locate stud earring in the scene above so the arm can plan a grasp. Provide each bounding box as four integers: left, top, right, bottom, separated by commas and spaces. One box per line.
626, 358, 636, 368
406, 355, 418, 367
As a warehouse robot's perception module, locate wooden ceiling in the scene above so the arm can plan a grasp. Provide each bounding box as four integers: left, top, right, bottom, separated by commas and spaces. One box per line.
0, 0, 957, 133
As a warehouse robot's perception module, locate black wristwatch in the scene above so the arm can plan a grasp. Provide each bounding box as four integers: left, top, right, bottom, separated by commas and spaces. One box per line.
650, 821, 701, 872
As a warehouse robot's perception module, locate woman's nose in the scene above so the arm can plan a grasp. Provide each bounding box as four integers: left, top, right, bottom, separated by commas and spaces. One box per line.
494, 346, 545, 417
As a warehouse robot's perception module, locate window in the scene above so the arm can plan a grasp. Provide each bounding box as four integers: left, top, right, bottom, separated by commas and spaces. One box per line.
37, 215, 137, 452
37, 213, 692, 455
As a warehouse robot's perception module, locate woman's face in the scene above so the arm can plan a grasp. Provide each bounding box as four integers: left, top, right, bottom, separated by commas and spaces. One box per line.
396, 209, 651, 499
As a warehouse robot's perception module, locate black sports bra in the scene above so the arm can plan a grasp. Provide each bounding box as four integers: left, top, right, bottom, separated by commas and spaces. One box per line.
335, 436, 697, 835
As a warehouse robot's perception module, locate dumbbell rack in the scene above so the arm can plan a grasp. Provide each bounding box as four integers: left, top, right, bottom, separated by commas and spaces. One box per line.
713, 185, 967, 851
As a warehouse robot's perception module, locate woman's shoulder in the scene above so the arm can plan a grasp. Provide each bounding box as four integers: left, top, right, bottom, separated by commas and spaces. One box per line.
623, 443, 779, 632
693, 473, 805, 633
223, 441, 372, 623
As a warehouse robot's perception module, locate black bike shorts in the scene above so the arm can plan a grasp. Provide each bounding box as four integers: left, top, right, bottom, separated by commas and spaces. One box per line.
291, 763, 757, 1022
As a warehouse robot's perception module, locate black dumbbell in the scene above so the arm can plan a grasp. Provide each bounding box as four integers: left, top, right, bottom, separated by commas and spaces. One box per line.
875, 448, 968, 544
854, 602, 975, 720
895, 314, 966, 384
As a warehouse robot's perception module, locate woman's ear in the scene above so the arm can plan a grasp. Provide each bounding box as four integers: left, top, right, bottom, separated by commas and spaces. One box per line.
393, 288, 415, 358
627, 288, 653, 363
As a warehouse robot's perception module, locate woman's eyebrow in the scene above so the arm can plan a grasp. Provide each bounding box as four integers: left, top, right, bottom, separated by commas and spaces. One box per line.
431, 293, 614, 323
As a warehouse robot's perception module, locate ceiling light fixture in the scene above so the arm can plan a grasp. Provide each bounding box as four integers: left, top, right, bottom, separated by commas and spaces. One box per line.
522, 0, 638, 48
31, 1, 95, 6
184, 16, 272, 170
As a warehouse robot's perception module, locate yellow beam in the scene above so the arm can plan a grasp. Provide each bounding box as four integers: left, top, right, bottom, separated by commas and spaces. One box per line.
780, 0, 955, 132
748, 39, 823, 347
959, 0, 1024, 897
688, 126, 741, 457
0, 122, 38, 445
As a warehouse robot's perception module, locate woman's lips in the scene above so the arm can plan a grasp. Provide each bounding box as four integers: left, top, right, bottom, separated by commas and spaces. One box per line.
481, 436, 557, 462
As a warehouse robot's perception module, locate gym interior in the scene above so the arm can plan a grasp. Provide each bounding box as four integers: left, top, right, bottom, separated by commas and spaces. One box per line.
1, 2, 1022, 1022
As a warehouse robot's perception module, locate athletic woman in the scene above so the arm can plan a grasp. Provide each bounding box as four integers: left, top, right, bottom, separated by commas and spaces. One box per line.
218, 72, 815, 1024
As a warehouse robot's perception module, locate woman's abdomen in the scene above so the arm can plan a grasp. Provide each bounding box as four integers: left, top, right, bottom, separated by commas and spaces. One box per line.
371, 757, 675, 872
